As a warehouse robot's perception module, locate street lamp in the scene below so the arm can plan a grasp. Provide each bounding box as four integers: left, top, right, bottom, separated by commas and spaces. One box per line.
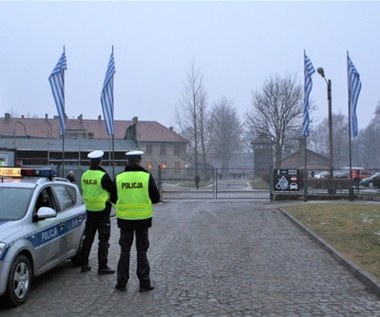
16, 121, 27, 138
317, 67, 335, 194
46, 120, 53, 165
46, 120, 52, 138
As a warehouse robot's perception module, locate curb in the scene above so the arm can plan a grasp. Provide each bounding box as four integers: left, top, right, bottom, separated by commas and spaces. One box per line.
277, 207, 380, 297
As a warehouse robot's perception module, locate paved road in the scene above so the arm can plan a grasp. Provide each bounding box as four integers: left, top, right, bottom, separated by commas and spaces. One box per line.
2, 200, 380, 316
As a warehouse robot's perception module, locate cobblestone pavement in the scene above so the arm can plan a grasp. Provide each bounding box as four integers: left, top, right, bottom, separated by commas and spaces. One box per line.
2, 200, 380, 316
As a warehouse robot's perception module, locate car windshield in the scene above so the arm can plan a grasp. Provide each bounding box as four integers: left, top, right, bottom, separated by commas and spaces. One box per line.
0, 187, 33, 220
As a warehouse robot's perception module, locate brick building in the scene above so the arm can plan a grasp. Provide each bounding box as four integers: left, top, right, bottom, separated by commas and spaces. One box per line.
281, 138, 329, 172
0, 113, 188, 178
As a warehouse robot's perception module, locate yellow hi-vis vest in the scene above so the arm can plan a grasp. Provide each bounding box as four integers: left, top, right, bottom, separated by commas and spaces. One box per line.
115, 171, 153, 220
81, 170, 110, 211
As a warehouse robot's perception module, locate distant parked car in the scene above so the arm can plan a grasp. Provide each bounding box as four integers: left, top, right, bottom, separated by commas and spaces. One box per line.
373, 176, 380, 189
360, 172, 380, 188
334, 169, 375, 180
353, 169, 375, 180
314, 171, 329, 178
334, 170, 349, 178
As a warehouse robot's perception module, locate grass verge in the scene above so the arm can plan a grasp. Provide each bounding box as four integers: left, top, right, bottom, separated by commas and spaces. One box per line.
282, 202, 380, 279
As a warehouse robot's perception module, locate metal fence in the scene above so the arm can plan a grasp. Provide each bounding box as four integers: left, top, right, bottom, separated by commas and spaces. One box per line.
62, 165, 380, 202
155, 167, 271, 200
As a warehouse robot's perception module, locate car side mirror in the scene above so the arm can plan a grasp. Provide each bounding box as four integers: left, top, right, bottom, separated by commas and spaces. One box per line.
36, 207, 57, 220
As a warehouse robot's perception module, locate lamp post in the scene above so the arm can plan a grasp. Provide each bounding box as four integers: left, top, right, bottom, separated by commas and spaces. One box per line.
16, 121, 27, 138
46, 120, 52, 165
317, 67, 335, 194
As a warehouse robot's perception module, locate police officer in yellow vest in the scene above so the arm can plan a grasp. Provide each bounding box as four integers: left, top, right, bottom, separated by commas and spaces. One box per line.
80, 150, 115, 275
111, 150, 160, 292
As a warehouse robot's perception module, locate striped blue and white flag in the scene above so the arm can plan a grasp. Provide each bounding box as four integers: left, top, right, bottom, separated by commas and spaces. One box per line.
302, 52, 315, 136
101, 47, 116, 136
347, 54, 362, 138
49, 49, 67, 136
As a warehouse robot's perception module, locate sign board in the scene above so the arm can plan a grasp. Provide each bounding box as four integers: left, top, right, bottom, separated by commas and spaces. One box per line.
273, 169, 299, 192
0, 167, 22, 177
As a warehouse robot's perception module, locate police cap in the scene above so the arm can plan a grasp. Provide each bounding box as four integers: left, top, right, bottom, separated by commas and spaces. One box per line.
125, 150, 144, 159
87, 150, 104, 160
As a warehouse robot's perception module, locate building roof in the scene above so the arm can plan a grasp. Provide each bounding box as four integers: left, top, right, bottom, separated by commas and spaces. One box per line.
280, 138, 329, 170
135, 120, 187, 143
281, 149, 329, 170
0, 114, 188, 144
0, 137, 137, 152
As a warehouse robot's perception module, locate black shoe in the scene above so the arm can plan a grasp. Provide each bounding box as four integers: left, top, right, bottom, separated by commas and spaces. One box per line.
139, 285, 155, 292
115, 284, 127, 292
98, 267, 115, 275
81, 265, 91, 273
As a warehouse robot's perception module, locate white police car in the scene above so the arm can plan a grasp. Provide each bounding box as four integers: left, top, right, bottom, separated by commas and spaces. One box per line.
0, 167, 86, 307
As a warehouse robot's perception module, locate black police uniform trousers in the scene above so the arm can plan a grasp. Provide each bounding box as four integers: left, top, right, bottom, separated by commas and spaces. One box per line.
117, 219, 151, 288
80, 205, 111, 269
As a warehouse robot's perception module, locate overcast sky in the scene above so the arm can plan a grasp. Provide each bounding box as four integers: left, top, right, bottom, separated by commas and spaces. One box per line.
1, 1, 379, 134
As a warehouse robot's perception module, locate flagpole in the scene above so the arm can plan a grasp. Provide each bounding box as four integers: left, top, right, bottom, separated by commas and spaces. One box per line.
303, 135, 308, 202
62, 134, 65, 177
101, 46, 116, 179
49, 46, 67, 178
347, 51, 354, 201
112, 134, 115, 178
110, 46, 115, 179
302, 50, 315, 202
303, 50, 307, 202
303, 51, 308, 202
62, 47, 65, 177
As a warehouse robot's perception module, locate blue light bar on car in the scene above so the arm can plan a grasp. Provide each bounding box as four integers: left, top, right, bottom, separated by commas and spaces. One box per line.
0, 167, 58, 178
21, 168, 58, 177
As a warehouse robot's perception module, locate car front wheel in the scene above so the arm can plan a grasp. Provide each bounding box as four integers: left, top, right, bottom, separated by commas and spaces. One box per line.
369, 182, 374, 188
5, 254, 32, 307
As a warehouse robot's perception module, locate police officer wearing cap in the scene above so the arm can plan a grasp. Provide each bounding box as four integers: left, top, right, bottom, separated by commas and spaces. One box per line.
111, 150, 160, 292
80, 150, 115, 275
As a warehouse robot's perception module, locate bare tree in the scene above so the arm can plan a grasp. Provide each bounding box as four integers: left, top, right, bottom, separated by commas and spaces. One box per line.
198, 94, 211, 174
309, 114, 349, 169
355, 103, 380, 168
308, 118, 329, 156
175, 63, 209, 175
245, 74, 304, 168
209, 98, 243, 174
331, 114, 349, 168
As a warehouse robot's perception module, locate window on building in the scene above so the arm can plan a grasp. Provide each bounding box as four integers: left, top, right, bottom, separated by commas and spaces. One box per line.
146, 144, 152, 155
160, 144, 166, 155
174, 161, 180, 173
174, 144, 181, 155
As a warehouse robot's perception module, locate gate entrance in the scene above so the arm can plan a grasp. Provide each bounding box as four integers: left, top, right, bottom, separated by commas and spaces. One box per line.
156, 167, 271, 200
